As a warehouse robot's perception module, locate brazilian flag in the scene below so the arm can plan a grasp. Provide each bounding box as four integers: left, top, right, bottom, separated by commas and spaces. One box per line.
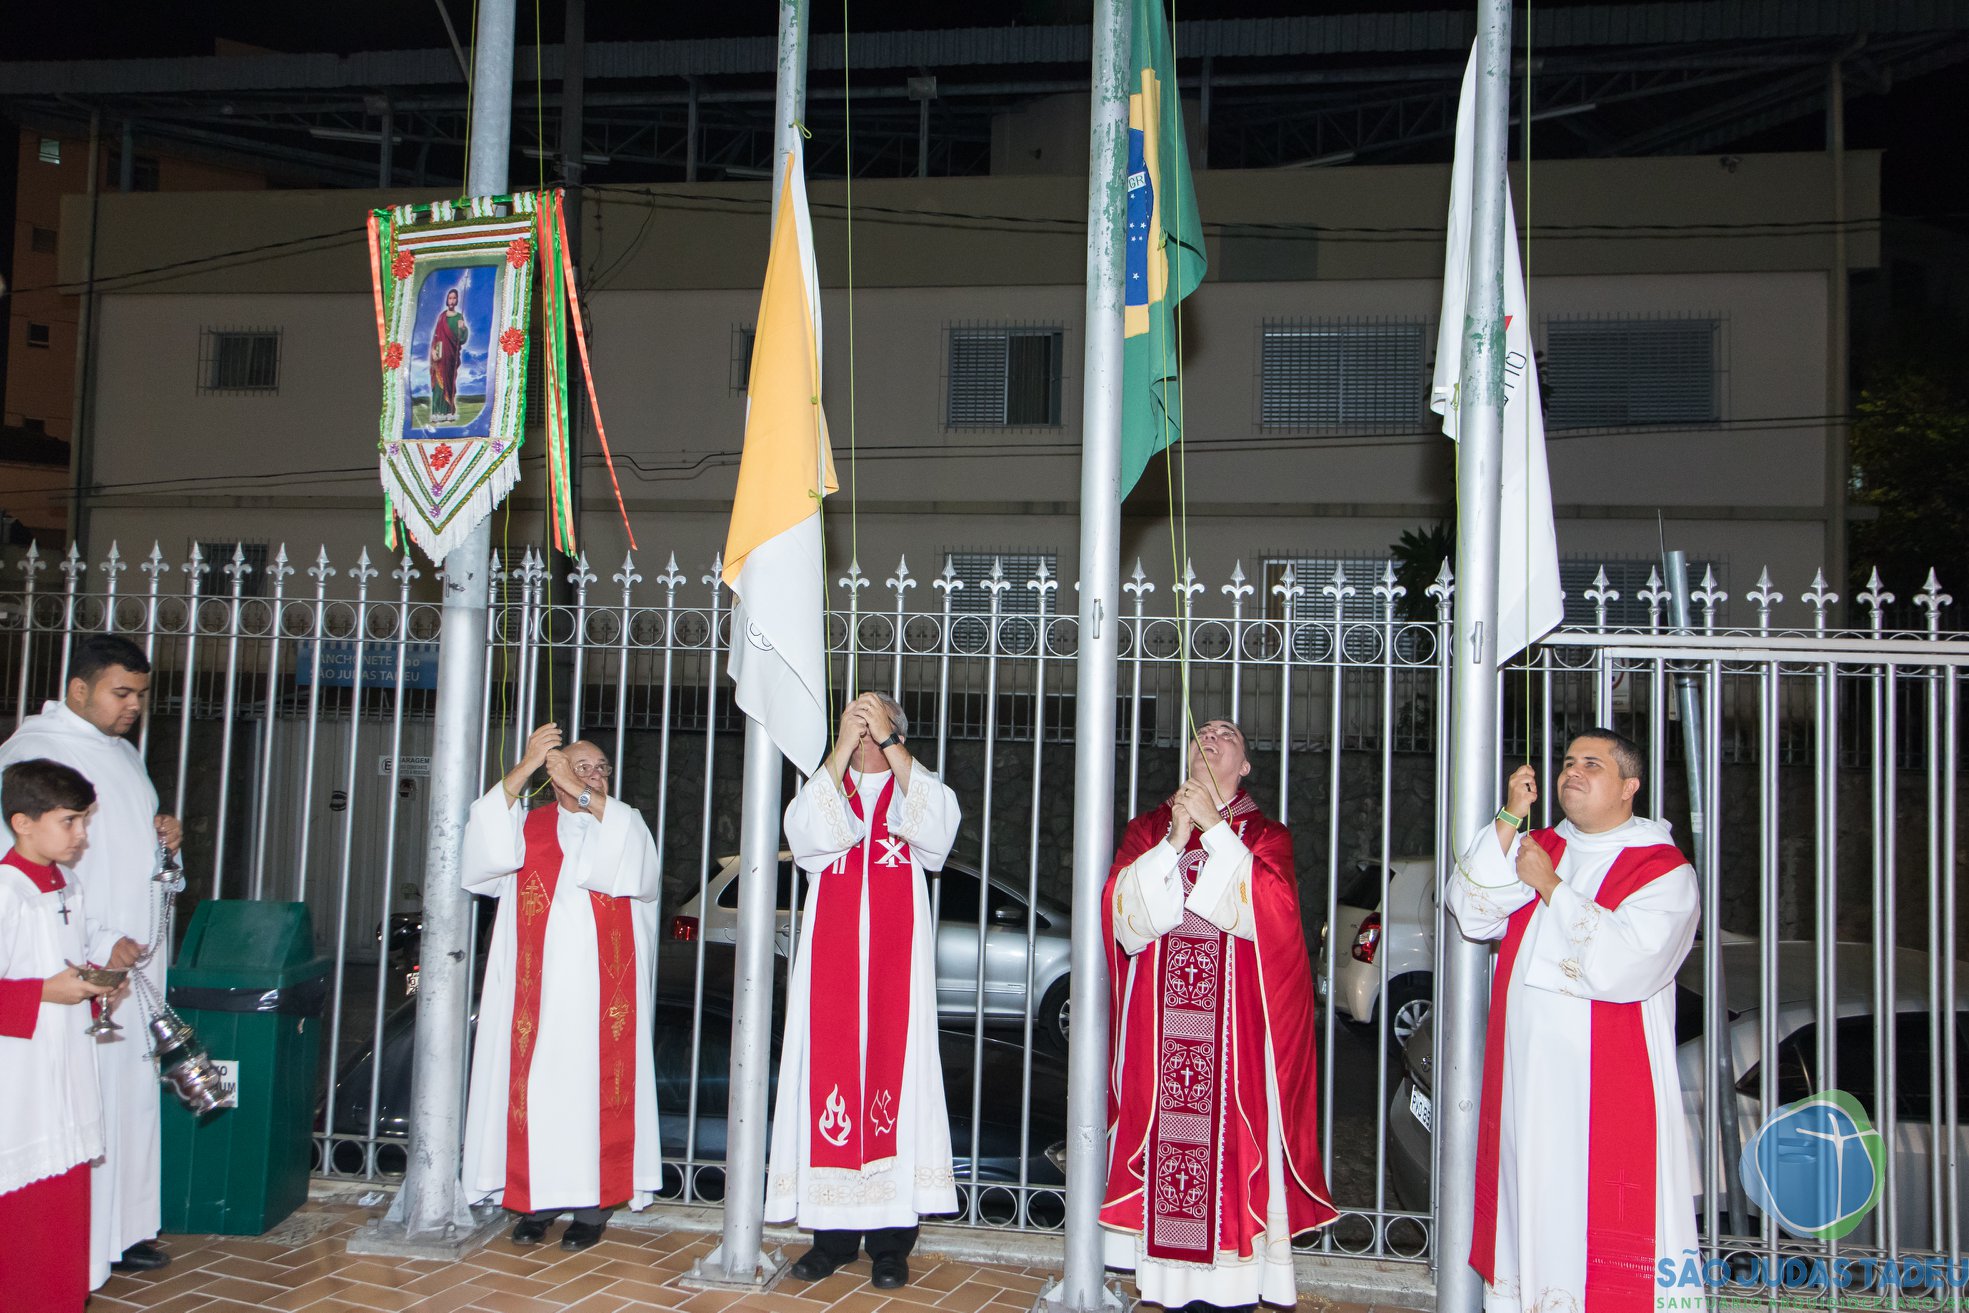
1119, 0, 1206, 497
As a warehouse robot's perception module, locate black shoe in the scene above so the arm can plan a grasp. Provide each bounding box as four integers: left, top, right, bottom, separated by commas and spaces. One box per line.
561, 1220, 607, 1251
511, 1215, 553, 1246
790, 1246, 847, 1281
111, 1242, 170, 1273
870, 1254, 909, 1289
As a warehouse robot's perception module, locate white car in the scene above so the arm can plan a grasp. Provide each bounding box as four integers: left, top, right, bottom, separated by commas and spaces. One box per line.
670, 850, 1077, 1052
1316, 857, 1438, 1045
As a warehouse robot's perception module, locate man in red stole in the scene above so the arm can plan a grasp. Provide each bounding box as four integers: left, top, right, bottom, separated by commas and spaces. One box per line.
427, 285, 469, 421
1446, 728, 1700, 1313
1103, 718, 1337, 1311
460, 723, 663, 1251
768, 692, 962, 1291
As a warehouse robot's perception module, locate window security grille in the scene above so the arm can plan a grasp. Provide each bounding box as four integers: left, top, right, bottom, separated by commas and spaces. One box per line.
1258, 320, 1426, 430
1545, 317, 1719, 429
1261, 556, 1398, 624
199, 329, 281, 393
944, 551, 1059, 615
946, 327, 1064, 427
26, 323, 51, 349
194, 541, 272, 599
731, 326, 756, 394
1558, 556, 1724, 629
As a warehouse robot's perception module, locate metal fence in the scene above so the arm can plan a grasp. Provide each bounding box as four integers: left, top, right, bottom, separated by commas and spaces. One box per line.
2, 536, 1965, 1295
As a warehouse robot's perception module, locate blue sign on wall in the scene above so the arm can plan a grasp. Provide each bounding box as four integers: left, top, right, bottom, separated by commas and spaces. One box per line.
294, 641, 441, 690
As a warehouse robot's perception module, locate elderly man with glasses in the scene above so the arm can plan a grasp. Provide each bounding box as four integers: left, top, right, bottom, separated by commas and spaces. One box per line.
457, 723, 664, 1251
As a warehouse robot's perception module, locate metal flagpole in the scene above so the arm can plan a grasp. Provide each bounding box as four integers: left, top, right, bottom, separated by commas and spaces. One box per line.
1038, 0, 1127, 1308
1434, 2, 1511, 1310
352, 0, 514, 1259
692, 0, 807, 1289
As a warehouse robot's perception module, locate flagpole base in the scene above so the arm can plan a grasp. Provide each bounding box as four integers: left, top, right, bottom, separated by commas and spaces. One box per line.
681, 1242, 789, 1292
1033, 1276, 1127, 1313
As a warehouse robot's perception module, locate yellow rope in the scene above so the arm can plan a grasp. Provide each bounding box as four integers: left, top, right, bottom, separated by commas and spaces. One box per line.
841, 1, 860, 710
1521, 2, 1535, 768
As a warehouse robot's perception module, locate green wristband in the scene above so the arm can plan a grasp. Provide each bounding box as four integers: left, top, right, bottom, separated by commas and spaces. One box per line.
1496, 806, 1525, 830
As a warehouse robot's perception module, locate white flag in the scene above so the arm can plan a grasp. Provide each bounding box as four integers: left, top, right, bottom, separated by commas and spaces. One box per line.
722, 139, 838, 775
1430, 43, 1565, 662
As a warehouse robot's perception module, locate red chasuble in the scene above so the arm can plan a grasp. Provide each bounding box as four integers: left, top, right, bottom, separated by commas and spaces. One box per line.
1469, 828, 1688, 1310
806, 774, 913, 1169
502, 805, 639, 1213
1100, 792, 1338, 1262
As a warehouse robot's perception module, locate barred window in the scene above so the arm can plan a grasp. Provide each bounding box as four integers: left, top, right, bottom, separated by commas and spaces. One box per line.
946, 327, 1064, 428
1544, 317, 1719, 429
944, 550, 1059, 616
1260, 555, 1394, 624
1559, 556, 1725, 629
1258, 319, 1426, 430
194, 541, 271, 598
199, 328, 281, 393
731, 326, 756, 394
26, 323, 50, 349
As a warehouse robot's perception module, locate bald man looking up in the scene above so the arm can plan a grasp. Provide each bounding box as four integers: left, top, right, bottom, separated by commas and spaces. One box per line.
459, 724, 664, 1252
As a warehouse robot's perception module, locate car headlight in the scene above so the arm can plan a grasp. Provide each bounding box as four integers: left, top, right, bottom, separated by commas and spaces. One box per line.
1044, 1141, 1068, 1173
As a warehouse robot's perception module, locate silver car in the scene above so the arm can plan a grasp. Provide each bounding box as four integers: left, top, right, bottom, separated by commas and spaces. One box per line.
669, 851, 1076, 1052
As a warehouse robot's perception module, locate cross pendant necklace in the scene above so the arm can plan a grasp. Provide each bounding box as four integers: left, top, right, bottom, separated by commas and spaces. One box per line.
57, 888, 71, 924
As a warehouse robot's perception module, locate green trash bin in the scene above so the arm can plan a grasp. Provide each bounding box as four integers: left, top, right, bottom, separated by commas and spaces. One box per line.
160, 900, 331, 1236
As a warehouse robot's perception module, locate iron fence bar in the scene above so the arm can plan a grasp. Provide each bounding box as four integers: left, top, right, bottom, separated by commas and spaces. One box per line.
1371, 564, 1401, 1229
1224, 561, 1250, 723
137, 545, 166, 762
100, 542, 124, 634
1124, 561, 1150, 818
1881, 660, 1902, 1283
370, 559, 419, 1173
57, 544, 82, 695
932, 559, 960, 931
172, 547, 205, 849
1316, 564, 1351, 1251
209, 546, 251, 901
250, 547, 295, 899
1017, 562, 1056, 1225
1945, 671, 1962, 1298
15, 543, 45, 731
319, 550, 376, 1173
568, 553, 595, 740
1759, 653, 1780, 1272
683, 556, 724, 1203
294, 551, 333, 903
1274, 567, 1301, 823
967, 558, 1009, 1225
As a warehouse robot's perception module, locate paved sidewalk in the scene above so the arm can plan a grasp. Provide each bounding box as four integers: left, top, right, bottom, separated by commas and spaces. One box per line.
88, 1203, 1392, 1313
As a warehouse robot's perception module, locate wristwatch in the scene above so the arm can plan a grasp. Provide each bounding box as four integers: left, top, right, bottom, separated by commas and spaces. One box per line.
877, 732, 905, 750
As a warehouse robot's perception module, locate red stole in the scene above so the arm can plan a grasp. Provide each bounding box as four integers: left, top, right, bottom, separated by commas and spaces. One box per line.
807, 773, 914, 1170
1098, 792, 1339, 1263
1469, 828, 1687, 1312
502, 805, 639, 1213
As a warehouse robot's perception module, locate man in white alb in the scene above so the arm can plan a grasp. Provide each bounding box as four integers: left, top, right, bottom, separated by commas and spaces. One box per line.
767, 692, 962, 1291
1446, 727, 1700, 1313
0, 634, 183, 1284
460, 724, 663, 1251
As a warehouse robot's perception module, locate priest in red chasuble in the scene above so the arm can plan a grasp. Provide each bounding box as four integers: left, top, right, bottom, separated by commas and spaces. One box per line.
461, 724, 663, 1252
1446, 729, 1699, 1313
768, 692, 963, 1292
1103, 718, 1337, 1310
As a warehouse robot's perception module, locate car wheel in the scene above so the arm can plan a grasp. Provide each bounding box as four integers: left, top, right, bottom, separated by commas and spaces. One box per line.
1039, 978, 1071, 1055
1387, 977, 1433, 1046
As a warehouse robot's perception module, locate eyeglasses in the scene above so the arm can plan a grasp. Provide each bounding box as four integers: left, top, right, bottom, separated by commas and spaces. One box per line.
571, 760, 613, 779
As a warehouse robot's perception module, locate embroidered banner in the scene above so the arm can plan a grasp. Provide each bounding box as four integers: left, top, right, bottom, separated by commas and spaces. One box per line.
373, 195, 539, 563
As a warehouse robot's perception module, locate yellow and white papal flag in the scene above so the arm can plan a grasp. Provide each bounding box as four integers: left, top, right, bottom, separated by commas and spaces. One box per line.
722, 139, 839, 775
1430, 43, 1565, 663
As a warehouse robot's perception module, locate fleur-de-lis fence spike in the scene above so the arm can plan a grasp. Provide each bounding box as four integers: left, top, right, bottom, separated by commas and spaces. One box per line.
1692, 566, 1727, 630
1745, 568, 1783, 633
1427, 559, 1454, 618
1321, 562, 1356, 608
1370, 559, 1406, 622
101, 540, 127, 584
1174, 560, 1204, 613
1124, 557, 1154, 601
141, 542, 169, 585
616, 550, 647, 594
308, 546, 335, 586
1028, 558, 1058, 608
349, 547, 379, 588
1801, 569, 1838, 633
222, 543, 254, 594
1856, 567, 1894, 632
982, 556, 1011, 603
182, 541, 209, 584
391, 552, 419, 590
1582, 566, 1619, 631
887, 555, 916, 600
1915, 569, 1953, 636
18, 540, 45, 582
838, 558, 871, 597
59, 542, 86, 589
1222, 560, 1254, 605
1636, 567, 1669, 632
933, 555, 962, 597
704, 552, 725, 591
1272, 562, 1305, 606
567, 551, 599, 594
